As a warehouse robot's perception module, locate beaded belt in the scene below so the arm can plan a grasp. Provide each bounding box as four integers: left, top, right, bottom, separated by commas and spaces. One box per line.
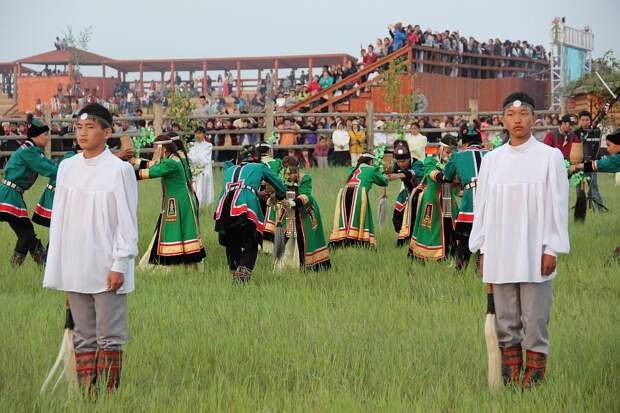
226, 183, 256, 193
47, 184, 55, 192
464, 182, 477, 190
2, 179, 25, 194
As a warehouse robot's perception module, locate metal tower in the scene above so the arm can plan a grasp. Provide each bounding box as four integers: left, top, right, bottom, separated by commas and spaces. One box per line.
549, 18, 594, 111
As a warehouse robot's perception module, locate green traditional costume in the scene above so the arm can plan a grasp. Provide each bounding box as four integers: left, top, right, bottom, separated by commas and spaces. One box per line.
32, 150, 77, 227
136, 152, 206, 265
329, 156, 389, 248
261, 154, 283, 252
0, 120, 57, 265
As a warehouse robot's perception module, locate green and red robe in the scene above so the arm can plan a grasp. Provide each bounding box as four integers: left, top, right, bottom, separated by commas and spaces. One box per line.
261, 157, 283, 250
409, 158, 456, 260
279, 174, 331, 271
137, 155, 206, 265
392, 159, 424, 246
32, 150, 77, 227
0, 141, 57, 223
215, 160, 286, 242
329, 163, 389, 248
442, 145, 487, 235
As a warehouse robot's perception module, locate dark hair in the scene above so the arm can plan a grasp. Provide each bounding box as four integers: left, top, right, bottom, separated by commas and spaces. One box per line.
155, 134, 178, 154
578, 111, 592, 120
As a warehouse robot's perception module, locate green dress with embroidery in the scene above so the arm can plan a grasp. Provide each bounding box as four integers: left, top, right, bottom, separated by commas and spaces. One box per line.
261, 157, 284, 246
409, 157, 450, 260
137, 155, 206, 265
329, 163, 388, 248
392, 159, 425, 246
32, 150, 77, 227
0, 141, 57, 223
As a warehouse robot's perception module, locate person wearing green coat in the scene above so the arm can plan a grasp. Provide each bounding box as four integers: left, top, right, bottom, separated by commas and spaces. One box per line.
134, 135, 206, 266
329, 152, 389, 248
278, 156, 331, 271
0, 119, 57, 266
215, 146, 286, 282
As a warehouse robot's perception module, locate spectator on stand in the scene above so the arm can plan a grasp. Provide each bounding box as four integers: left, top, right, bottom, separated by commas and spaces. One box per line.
319, 69, 334, 90
348, 120, 366, 166
389, 23, 407, 51
331, 122, 350, 166
277, 118, 299, 158
314, 136, 330, 168
405, 123, 427, 160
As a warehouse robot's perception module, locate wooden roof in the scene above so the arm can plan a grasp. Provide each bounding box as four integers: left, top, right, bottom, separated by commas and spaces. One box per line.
17, 48, 114, 66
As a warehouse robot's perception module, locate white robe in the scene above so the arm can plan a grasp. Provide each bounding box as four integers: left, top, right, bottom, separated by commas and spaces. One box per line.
188, 140, 214, 207
469, 136, 570, 284
43, 149, 139, 294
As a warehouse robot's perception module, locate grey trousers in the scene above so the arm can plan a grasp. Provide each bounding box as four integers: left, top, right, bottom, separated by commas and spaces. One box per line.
493, 281, 552, 354
67, 292, 128, 353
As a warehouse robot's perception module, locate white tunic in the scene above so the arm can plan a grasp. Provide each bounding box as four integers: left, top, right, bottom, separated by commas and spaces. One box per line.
188, 141, 214, 207
43, 149, 138, 294
469, 137, 570, 284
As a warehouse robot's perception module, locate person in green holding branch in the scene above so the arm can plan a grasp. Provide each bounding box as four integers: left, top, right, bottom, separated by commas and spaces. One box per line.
408, 135, 458, 261
280, 156, 331, 271
571, 129, 620, 255
215, 145, 287, 283
387, 140, 424, 247
133, 135, 206, 267
329, 152, 389, 248
0, 118, 57, 266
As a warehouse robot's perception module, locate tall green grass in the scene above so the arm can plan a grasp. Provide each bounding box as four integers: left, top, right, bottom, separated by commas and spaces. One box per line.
0, 168, 618, 412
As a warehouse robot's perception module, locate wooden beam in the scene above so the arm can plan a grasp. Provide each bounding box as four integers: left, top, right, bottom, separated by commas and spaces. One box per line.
170, 61, 175, 93
102, 65, 107, 99
139, 61, 144, 97
274, 59, 279, 92
236, 60, 241, 96
308, 58, 313, 82
202, 60, 207, 95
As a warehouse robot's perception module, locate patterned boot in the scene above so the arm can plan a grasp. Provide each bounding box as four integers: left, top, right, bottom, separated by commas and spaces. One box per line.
75, 351, 97, 395
522, 351, 546, 388
30, 240, 47, 266
500, 346, 523, 386
96, 350, 123, 392
232, 266, 252, 284
10, 251, 27, 267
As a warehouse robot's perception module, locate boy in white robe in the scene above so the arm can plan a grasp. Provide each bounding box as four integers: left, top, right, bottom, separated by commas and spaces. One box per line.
469, 92, 570, 387
43, 104, 138, 394
188, 126, 214, 207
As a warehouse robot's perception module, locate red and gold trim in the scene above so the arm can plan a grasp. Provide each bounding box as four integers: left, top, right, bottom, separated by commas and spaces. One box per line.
303, 246, 330, 267
158, 239, 204, 256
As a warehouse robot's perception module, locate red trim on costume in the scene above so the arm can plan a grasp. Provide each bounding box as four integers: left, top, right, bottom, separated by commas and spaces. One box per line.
34, 204, 52, 218
394, 201, 405, 212
0, 203, 28, 218
456, 212, 474, 223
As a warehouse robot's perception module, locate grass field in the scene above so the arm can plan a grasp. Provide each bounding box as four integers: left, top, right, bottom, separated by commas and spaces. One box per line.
0, 167, 618, 412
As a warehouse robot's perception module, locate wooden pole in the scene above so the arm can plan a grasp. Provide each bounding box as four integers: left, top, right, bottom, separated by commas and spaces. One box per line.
234, 62, 241, 97
202, 60, 207, 95
264, 100, 274, 142
308, 58, 313, 81
366, 100, 374, 148
469, 99, 479, 122
274, 59, 279, 92
139, 61, 144, 98
169, 61, 175, 93
160, 71, 164, 92
44, 104, 52, 158
102, 65, 107, 99
153, 102, 163, 135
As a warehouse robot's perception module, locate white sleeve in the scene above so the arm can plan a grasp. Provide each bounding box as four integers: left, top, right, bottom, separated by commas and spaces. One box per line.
543, 150, 570, 256
468, 154, 490, 253
110, 163, 139, 274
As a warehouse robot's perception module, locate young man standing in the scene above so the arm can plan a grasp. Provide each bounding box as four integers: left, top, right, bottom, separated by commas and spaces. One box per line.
43, 104, 138, 393
469, 92, 570, 387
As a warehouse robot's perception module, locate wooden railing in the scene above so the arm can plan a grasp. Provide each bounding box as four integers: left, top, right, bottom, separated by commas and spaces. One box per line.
286, 44, 550, 114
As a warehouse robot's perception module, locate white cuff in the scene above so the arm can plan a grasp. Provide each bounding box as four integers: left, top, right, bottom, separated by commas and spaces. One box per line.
111, 258, 129, 274
543, 247, 557, 257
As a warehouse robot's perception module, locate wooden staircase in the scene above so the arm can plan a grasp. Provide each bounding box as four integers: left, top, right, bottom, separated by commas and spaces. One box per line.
286, 45, 413, 113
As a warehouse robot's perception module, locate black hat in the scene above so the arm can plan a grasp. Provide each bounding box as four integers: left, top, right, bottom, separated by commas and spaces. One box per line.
560, 114, 574, 124
460, 124, 482, 144
440, 134, 458, 149
607, 129, 620, 145
27, 119, 49, 138
77, 103, 113, 128
394, 140, 411, 160
502, 92, 535, 111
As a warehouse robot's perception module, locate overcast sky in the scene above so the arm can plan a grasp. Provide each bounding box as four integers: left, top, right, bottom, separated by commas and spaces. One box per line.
1, 0, 618, 64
